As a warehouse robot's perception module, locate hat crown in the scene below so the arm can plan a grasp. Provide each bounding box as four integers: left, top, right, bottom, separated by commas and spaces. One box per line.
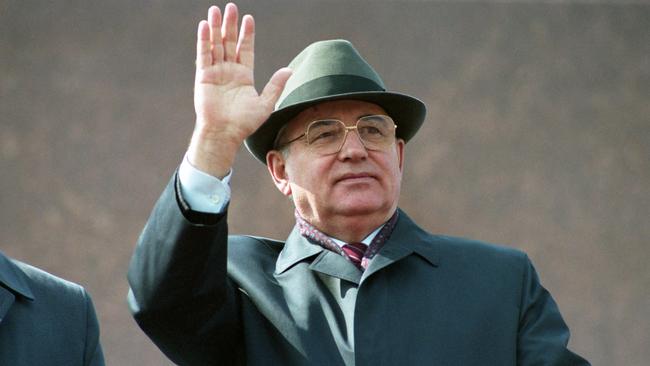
276, 40, 386, 110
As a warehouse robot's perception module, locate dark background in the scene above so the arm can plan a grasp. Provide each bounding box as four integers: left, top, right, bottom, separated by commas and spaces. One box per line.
1, 1, 648, 365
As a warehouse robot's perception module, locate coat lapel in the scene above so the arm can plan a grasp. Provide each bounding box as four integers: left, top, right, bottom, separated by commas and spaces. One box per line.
362, 209, 440, 283
0, 286, 16, 323
275, 225, 363, 284
309, 251, 362, 284
275, 226, 324, 274
0, 252, 35, 323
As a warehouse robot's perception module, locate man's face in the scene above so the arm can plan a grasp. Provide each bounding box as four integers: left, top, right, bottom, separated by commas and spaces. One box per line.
267, 100, 405, 238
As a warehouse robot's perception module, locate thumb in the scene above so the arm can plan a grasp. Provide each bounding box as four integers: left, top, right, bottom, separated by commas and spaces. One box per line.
260, 67, 292, 110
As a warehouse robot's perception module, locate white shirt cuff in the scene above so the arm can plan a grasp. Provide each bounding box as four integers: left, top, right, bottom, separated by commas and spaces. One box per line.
178, 154, 231, 213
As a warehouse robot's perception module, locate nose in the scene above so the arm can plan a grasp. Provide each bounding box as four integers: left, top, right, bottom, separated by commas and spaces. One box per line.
337, 129, 368, 160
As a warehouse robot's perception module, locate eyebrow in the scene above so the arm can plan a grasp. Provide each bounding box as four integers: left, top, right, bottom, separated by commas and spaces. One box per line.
312, 113, 381, 121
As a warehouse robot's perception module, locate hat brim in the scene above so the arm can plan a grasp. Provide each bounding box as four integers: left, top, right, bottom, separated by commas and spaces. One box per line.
245, 91, 426, 164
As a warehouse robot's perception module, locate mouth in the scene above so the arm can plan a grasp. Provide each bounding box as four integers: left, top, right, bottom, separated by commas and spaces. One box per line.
335, 172, 377, 184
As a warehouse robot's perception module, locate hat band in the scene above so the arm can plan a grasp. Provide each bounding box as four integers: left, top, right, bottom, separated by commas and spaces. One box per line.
278, 75, 385, 110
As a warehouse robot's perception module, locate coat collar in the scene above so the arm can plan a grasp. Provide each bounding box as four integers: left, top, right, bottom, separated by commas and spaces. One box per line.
275, 209, 440, 284
275, 227, 324, 274
0, 251, 35, 301
275, 228, 366, 284
362, 209, 440, 281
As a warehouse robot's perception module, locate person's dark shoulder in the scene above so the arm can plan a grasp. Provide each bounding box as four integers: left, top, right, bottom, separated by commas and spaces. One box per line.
5, 259, 105, 365
12, 259, 89, 306
430, 234, 525, 259
398, 209, 527, 265
420, 232, 530, 278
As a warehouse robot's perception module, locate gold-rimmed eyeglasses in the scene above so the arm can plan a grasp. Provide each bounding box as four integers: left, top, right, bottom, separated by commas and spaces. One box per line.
274, 114, 397, 155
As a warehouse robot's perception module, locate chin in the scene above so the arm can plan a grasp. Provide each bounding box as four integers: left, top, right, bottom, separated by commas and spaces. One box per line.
333, 200, 390, 217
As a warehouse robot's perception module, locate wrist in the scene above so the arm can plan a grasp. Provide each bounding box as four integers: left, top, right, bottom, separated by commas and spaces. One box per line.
187, 127, 241, 179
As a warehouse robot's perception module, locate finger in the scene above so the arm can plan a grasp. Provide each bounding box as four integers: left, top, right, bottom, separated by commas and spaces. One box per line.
208, 6, 223, 63
196, 20, 212, 69
260, 68, 293, 109
221, 3, 239, 62
237, 15, 255, 68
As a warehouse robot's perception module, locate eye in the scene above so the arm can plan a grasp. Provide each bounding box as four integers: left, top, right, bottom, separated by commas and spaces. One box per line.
359, 125, 383, 136
312, 130, 338, 142
358, 115, 393, 140
307, 120, 343, 144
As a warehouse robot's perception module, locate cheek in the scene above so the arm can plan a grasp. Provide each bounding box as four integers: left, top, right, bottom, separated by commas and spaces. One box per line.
286, 159, 329, 191
380, 154, 403, 185
384, 166, 403, 200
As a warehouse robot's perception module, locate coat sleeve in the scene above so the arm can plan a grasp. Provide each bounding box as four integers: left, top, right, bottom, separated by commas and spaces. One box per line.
517, 255, 590, 365
127, 173, 244, 366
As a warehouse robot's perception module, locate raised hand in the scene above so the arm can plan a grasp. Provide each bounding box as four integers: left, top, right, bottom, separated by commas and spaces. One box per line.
188, 3, 291, 178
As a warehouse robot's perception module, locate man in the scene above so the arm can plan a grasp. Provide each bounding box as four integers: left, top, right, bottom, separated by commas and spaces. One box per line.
128, 3, 589, 365
0, 250, 105, 365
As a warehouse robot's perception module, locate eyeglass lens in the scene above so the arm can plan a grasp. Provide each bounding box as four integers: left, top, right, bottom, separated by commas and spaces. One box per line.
306, 115, 396, 154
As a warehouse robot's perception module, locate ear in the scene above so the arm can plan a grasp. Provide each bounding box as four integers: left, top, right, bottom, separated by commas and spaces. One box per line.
396, 139, 405, 173
267, 150, 292, 196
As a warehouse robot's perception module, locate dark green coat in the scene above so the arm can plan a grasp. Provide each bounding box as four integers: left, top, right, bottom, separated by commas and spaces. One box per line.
0, 251, 104, 366
128, 176, 589, 365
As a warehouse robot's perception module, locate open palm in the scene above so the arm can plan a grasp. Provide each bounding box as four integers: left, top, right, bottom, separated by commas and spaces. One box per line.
190, 4, 291, 176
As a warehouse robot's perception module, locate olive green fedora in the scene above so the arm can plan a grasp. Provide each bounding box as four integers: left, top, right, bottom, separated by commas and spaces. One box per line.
244, 39, 426, 163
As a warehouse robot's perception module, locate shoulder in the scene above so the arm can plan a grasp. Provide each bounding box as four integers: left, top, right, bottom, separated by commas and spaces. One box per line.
12, 259, 91, 307
430, 234, 531, 277
397, 209, 528, 264
395, 211, 530, 277
1, 257, 104, 364
1, 257, 98, 336
431, 234, 526, 261
405, 231, 536, 305
13, 260, 85, 292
